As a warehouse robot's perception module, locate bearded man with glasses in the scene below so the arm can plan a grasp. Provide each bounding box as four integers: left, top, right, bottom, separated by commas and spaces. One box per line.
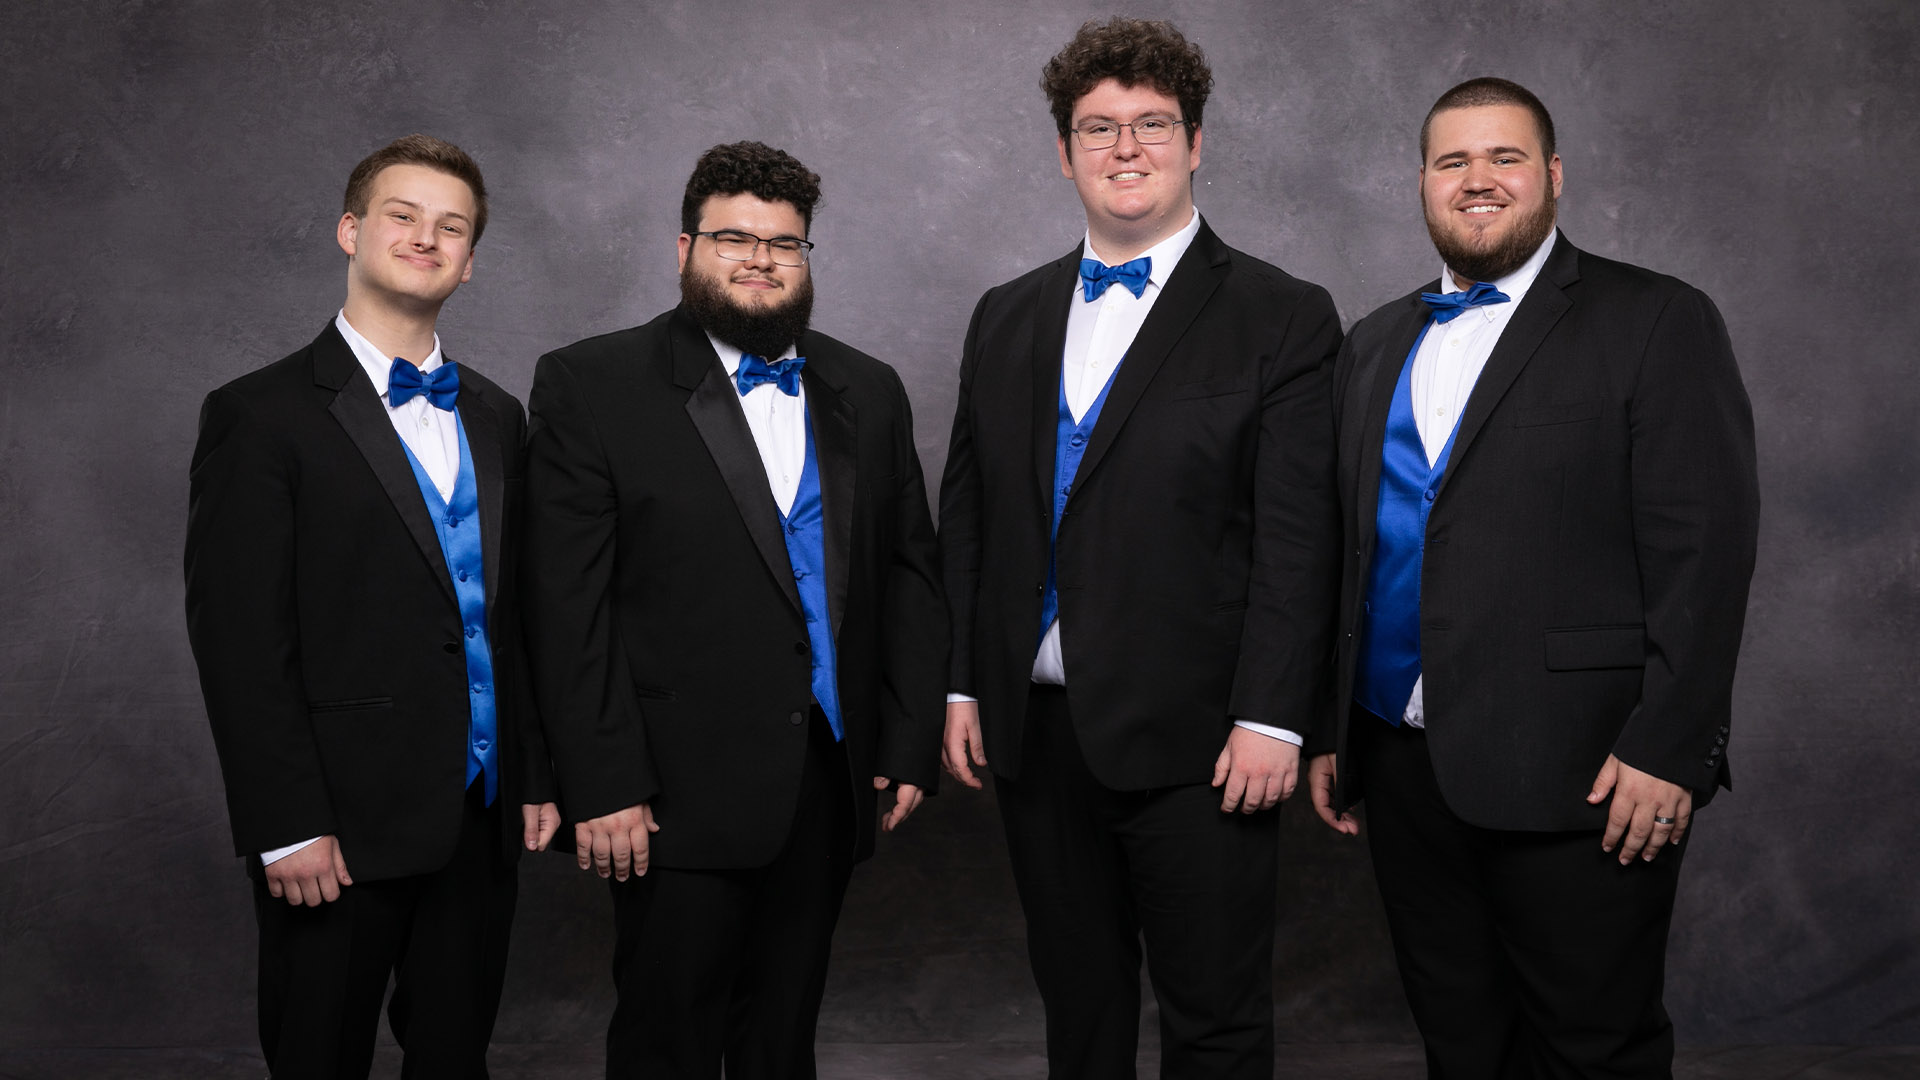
937, 17, 1343, 1078
522, 140, 947, 1079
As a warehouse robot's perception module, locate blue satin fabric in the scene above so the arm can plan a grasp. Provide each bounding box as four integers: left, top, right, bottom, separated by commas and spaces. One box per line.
398, 416, 499, 802
388, 358, 461, 409
1419, 280, 1510, 324
736, 353, 806, 397
1078, 257, 1151, 302
778, 410, 844, 741
1039, 361, 1124, 645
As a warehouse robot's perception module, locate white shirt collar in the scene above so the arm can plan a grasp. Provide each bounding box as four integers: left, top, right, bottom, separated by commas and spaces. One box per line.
1439, 228, 1558, 308
706, 332, 800, 377
335, 310, 444, 402
1081, 206, 1203, 289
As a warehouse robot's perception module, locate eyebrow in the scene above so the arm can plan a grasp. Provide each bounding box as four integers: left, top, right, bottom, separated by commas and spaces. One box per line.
379, 197, 471, 225
1433, 145, 1533, 163
1075, 110, 1177, 124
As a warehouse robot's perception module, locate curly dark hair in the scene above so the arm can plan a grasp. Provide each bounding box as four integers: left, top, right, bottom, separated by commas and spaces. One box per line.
680, 141, 823, 235
1420, 77, 1557, 163
1040, 17, 1213, 143
343, 134, 489, 243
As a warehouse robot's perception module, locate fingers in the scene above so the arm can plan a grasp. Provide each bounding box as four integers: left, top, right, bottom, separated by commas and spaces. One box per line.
267, 874, 285, 900
1211, 744, 1232, 791
1615, 799, 1656, 864
537, 805, 561, 851
610, 824, 634, 881
332, 843, 352, 888
317, 864, 343, 904
943, 707, 985, 790
629, 821, 651, 877
1601, 794, 1633, 855
1275, 758, 1300, 805
1588, 754, 1620, 804
1219, 765, 1249, 813
523, 804, 542, 851
881, 782, 925, 832
640, 803, 660, 832
1669, 793, 1694, 848
594, 827, 615, 879
576, 822, 594, 871
967, 723, 987, 767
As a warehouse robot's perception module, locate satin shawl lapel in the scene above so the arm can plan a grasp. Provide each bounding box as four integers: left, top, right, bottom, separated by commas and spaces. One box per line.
799, 337, 857, 638
1029, 249, 1081, 517
1071, 223, 1227, 492
673, 312, 805, 617
453, 370, 505, 607
1437, 234, 1579, 498
315, 324, 457, 606
1354, 294, 1435, 550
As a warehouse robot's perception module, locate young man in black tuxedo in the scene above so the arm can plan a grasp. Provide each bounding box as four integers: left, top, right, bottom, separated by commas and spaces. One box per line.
521, 141, 947, 1079
185, 134, 559, 1078
937, 19, 1343, 1078
1306, 79, 1760, 1078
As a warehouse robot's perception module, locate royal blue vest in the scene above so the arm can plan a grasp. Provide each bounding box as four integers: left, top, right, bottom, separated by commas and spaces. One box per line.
780, 412, 844, 741
1039, 363, 1124, 643
1354, 325, 1462, 725
398, 416, 499, 803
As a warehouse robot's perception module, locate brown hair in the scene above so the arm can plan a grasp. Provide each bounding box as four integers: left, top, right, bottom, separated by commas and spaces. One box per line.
1420, 77, 1557, 164
342, 134, 489, 243
1040, 17, 1213, 143
680, 141, 824, 235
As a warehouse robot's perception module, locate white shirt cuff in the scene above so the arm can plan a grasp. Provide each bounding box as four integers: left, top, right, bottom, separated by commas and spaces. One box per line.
1233, 719, 1304, 746
946, 692, 978, 704
260, 836, 323, 866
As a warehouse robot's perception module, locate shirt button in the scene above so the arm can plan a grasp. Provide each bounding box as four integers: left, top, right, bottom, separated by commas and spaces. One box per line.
420, 417, 431, 428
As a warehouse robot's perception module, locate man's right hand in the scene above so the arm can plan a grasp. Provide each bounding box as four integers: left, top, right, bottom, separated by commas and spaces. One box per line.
1308, 754, 1360, 836
265, 835, 352, 906
942, 700, 988, 790
576, 803, 659, 881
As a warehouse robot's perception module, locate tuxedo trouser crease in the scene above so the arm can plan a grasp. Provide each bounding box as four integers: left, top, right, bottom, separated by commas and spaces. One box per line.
994, 684, 1279, 1080
1357, 714, 1684, 1080
606, 706, 855, 1080
254, 779, 516, 1080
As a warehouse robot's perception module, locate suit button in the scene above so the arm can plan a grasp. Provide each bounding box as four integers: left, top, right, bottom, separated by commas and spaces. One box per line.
794, 641, 808, 655
789, 711, 804, 726
442, 642, 460, 654
1034, 583, 1045, 596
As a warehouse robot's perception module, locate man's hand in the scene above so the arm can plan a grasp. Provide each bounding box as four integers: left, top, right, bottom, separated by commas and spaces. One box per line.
1211, 726, 1301, 813
1588, 754, 1692, 864
575, 803, 659, 881
874, 778, 925, 832
522, 802, 561, 852
1308, 753, 1360, 836
265, 835, 352, 907
942, 700, 988, 790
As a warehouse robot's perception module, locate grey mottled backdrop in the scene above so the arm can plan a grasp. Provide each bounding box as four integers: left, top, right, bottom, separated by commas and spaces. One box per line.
3, 0, 1915, 1055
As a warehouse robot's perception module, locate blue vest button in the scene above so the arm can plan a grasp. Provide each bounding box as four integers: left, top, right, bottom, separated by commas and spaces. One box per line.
1423, 489, 1436, 502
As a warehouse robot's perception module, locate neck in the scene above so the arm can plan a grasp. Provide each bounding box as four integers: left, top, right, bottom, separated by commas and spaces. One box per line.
1086, 205, 1193, 265
342, 288, 441, 365
1448, 269, 1477, 291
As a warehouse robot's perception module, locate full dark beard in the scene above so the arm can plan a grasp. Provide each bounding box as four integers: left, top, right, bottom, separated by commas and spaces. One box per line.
1425, 191, 1556, 284
679, 263, 815, 359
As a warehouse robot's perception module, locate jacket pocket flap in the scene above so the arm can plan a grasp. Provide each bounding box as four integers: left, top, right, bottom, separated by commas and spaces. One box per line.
1544, 625, 1644, 670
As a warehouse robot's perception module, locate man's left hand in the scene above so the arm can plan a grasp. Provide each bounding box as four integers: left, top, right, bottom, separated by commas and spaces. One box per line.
874, 778, 925, 832
1588, 754, 1692, 864
522, 802, 561, 852
1212, 727, 1300, 813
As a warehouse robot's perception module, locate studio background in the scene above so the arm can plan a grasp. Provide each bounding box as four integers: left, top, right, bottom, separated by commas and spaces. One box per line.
3, 0, 1914, 1057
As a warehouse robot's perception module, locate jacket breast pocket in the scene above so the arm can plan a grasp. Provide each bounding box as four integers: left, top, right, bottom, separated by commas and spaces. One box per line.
308, 696, 394, 714
1511, 401, 1601, 428
632, 683, 680, 702
1169, 375, 1247, 401
1543, 625, 1645, 671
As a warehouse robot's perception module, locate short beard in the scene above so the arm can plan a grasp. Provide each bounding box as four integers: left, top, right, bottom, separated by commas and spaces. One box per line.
1425, 190, 1556, 285
679, 263, 815, 360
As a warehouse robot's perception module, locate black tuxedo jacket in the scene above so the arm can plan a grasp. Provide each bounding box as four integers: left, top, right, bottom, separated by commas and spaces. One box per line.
1319, 234, 1761, 830
521, 306, 947, 869
939, 222, 1344, 789
185, 322, 552, 882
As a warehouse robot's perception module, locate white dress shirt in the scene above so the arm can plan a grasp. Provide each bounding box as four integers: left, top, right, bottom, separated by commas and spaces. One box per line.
1398, 230, 1558, 728
708, 335, 808, 515
952, 210, 1299, 745
259, 312, 462, 867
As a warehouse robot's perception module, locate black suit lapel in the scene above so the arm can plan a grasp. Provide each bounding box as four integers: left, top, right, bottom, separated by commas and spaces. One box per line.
1030, 249, 1080, 518
454, 371, 506, 607
673, 312, 805, 617
800, 339, 856, 638
1071, 223, 1227, 491
1354, 295, 1434, 549
1438, 234, 1579, 497
315, 324, 457, 606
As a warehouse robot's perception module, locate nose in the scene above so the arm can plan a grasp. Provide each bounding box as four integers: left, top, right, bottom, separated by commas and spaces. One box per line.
1111, 123, 1144, 156
409, 217, 438, 248
1461, 158, 1495, 192
742, 239, 778, 270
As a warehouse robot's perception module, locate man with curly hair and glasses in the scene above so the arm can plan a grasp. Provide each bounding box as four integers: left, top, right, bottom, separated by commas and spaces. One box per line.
522, 141, 947, 1079
938, 18, 1343, 1078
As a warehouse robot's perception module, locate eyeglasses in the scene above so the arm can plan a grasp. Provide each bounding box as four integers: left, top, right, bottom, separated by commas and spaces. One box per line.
693, 230, 814, 266
1071, 115, 1190, 151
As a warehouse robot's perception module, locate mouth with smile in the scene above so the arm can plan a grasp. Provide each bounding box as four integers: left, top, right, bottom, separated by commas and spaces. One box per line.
1457, 201, 1507, 218
1109, 170, 1149, 183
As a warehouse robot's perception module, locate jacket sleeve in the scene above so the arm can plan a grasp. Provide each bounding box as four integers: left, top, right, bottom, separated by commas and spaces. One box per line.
937, 293, 991, 697
873, 366, 950, 793
521, 353, 658, 821
184, 387, 336, 855
1610, 287, 1759, 792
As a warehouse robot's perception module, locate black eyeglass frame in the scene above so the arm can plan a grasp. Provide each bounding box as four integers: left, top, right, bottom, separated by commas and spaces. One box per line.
1068, 116, 1192, 151
691, 230, 815, 266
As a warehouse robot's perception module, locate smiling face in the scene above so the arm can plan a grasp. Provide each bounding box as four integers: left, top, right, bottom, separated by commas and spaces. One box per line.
1420, 103, 1562, 286
337, 163, 477, 312
1058, 78, 1200, 261
676, 192, 814, 358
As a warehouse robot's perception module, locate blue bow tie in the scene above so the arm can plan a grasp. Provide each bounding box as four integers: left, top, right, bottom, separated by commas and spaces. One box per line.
1079, 256, 1151, 302
388, 358, 460, 410
1421, 280, 1512, 324
736, 353, 806, 396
